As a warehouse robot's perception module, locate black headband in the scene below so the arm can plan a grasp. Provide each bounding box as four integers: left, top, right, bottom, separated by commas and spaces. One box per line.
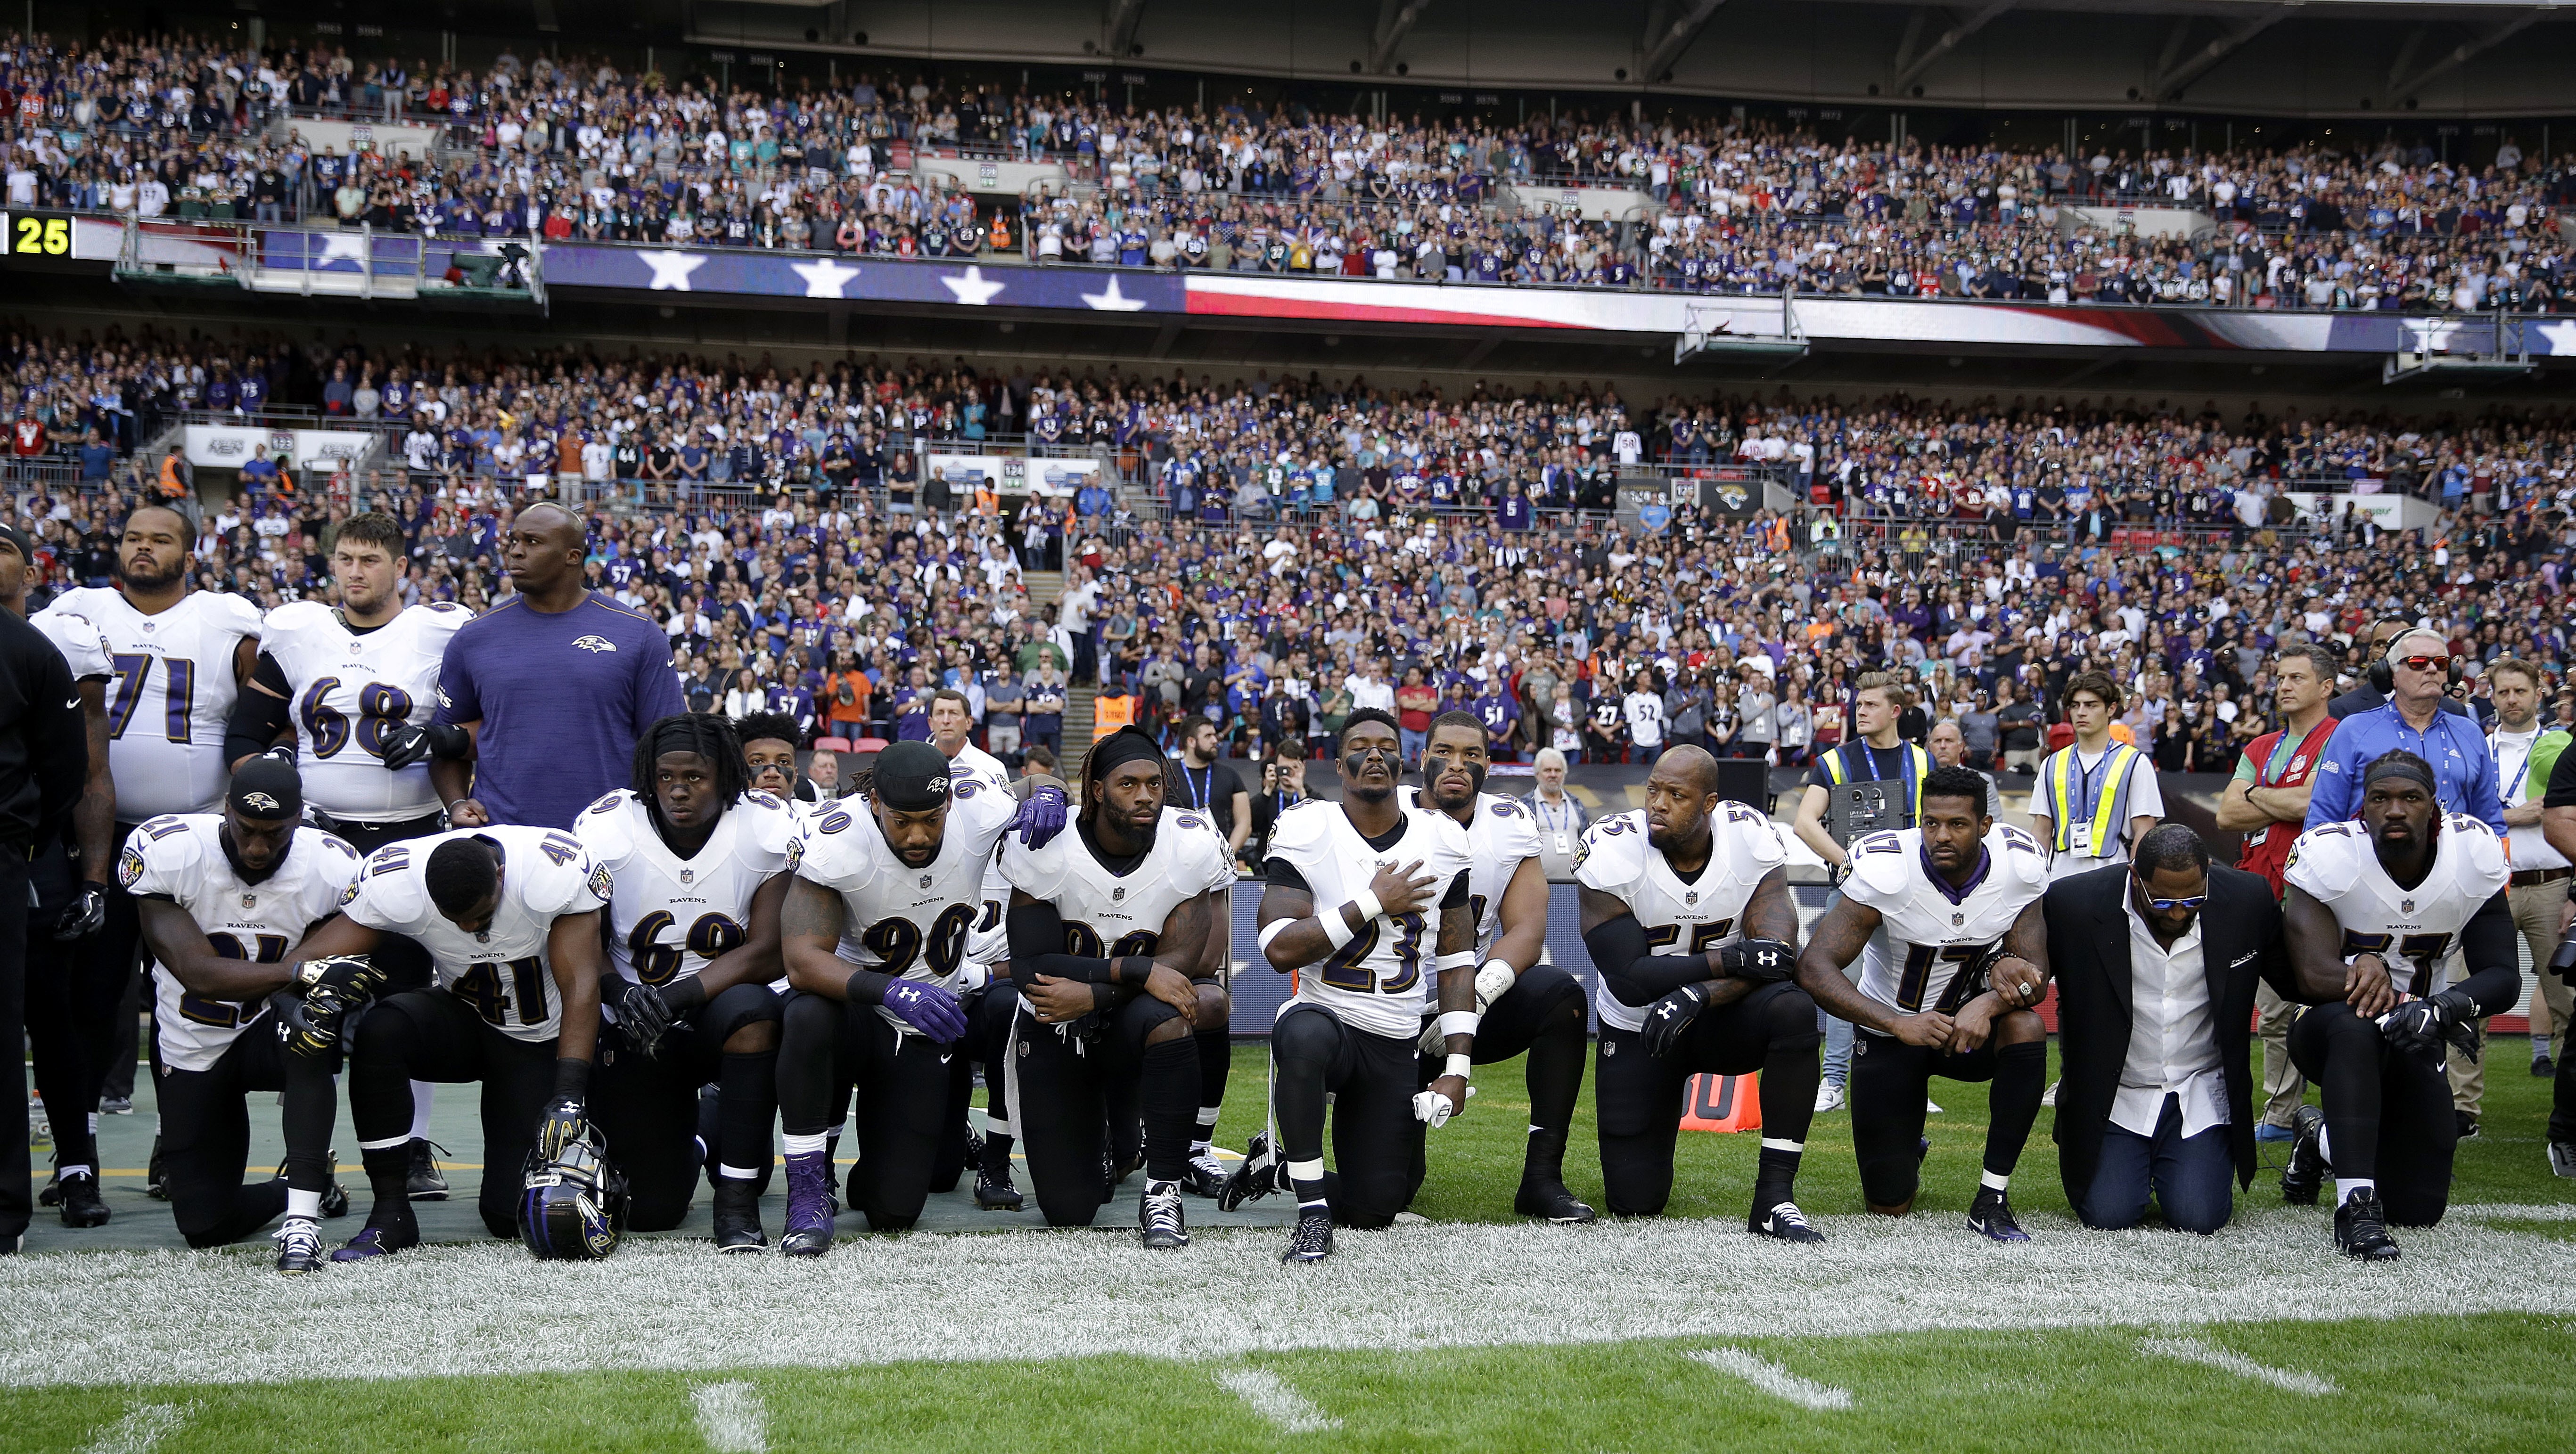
1087, 727, 1165, 783
2362, 754, 2439, 796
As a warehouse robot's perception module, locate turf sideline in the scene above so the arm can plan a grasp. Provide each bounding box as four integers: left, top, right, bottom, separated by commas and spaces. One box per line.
4, 1204, 2573, 1389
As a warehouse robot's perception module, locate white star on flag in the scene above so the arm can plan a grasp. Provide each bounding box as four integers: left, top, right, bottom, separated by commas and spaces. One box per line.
1080, 275, 1148, 311
2533, 320, 2576, 357
941, 265, 1006, 305
2401, 317, 2461, 354
315, 232, 369, 267
639, 250, 707, 291
789, 257, 861, 299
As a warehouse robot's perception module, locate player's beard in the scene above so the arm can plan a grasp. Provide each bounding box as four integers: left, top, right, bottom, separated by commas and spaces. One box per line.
115, 553, 186, 593
1429, 760, 1485, 810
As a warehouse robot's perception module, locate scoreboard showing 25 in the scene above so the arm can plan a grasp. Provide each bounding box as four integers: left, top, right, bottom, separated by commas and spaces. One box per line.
0, 212, 99, 272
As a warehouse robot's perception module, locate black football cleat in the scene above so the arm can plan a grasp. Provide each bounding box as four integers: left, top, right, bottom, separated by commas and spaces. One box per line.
2454, 1111, 2480, 1142
1749, 1199, 1826, 1244
276, 1153, 353, 1218
406, 1139, 451, 1201
1280, 1207, 1334, 1265
274, 1217, 324, 1275
56, 1171, 110, 1228
974, 1163, 1024, 1211
2550, 1141, 2576, 1179
2334, 1188, 2401, 1261
146, 1136, 169, 1200
1513, 1178, 1597, 1225
1967, 1186, 2030, 1243
36, 1169, 60, 1208
1218, 1131, 1280, 1211
2280, 1105, 2327, 1206
1140, 1180, 1190, 1249
329, 1221, 418, 1263
1181, 1146, 1231, 1200
712, 1179, 767, 1253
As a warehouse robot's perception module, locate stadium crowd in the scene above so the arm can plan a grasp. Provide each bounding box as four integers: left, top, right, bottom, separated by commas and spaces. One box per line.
4, 32, 2573, 310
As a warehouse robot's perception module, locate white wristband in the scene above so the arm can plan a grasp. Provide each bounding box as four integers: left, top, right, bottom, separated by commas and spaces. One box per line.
1433, 949, 1477, 972
1436, 1010, 1480, 1040
1321, 910, 1356, 951
1349, 889, 1384, 923
1444, 1054, 1473, 1080
1256, 918, 1294, 956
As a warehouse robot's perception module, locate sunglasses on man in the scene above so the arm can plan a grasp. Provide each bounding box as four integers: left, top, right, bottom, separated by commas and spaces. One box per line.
2393, 654, 2453, 674
2130, 869, 2208, 913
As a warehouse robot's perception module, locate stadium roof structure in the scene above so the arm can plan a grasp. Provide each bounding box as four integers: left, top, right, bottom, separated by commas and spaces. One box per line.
658, 0, 2576, 118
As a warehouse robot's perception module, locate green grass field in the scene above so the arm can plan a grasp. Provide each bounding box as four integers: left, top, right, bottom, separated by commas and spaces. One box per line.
7, 1038, 2576, 1452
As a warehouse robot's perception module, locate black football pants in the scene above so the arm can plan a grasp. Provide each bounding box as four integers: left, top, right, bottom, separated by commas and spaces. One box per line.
151, 1012, 340, 1248
350, 989, 557, 1239
588, 981, 782, 1231
1004, 989, 1196, 1227
1271, 1004, 1418, 1229
777, 992, 954, 1232
2289, 1000, 2456, 1226
1594, 979, 1821, 1217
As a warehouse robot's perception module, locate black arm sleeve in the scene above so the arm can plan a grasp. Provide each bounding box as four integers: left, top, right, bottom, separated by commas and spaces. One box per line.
1441, 870, 1470, 909
222, 652, 295, 766
1264, 856, 1310, 894
2455, 890, 2523, 1017
1004, 898, 1119, 989
1581, 911, 1716, 1008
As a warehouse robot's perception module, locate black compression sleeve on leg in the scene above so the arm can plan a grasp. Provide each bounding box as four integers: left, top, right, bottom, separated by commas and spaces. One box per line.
1270, 1010, 1338, 1202
1140, 1037, 1198, 1183
1581, 912, 1716, 1007
279, 1044, 339, 1193
1521, 988, 1588, 1185
1985, 1040, 2048, 1179
715, 1050, 779, 1177
1195, 1025, 1231, 1135
2293, 1004, 2384, 1181
775, 992, 844, 1136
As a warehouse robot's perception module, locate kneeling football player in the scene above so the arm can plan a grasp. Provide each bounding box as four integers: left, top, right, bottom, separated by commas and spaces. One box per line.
1576, 745, 1822, 1240
577, 715, 796, 1250
124, 758, 363, 1272
774, 740, 1062, 1250
1796, 766, 2051, 1240
1405, 711, 1595, 1223
1000, 727, 1231, 1243
2280, 751, 2515, 1259
1221, 709, 1480, 1264
281, 825, 613, 1258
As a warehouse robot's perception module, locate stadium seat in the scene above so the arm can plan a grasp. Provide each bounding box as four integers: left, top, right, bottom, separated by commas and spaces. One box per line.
852, 737, 891, 753
812, 736, 853, 753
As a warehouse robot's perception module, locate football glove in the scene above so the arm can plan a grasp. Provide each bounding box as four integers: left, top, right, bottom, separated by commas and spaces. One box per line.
534, 1096, 589, 1161
1642, 981, 1711, 1058
52, 885, 107, 942
1412, 1088, 1460, 1129
880, 979, 968, 1042
377, 721, 471, 771
613, 979, 675, 1058
1011, 785, 1070, 850
2379, 988, 2480, 1067
294, 954, 386, 999
274, 983, 360, 1060
1718, 938, 1796, 983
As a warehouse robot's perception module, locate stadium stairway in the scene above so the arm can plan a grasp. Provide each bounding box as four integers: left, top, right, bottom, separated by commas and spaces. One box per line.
1020, 567, 1098, 780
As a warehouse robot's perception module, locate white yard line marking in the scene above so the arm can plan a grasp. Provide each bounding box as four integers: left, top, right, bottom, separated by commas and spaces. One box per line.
1216, 1368, 1341, 1432
1686, 1348, 1853, 1410
83, 1403, 187, 1454
692, 1380, 768, 1452
5, 1205, 2575, 1389
2139, 1336, 2337, 1395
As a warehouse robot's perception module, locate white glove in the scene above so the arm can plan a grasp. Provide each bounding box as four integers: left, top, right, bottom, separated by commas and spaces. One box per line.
952, 962, 991, 995
1412, 1089, 1459, 1128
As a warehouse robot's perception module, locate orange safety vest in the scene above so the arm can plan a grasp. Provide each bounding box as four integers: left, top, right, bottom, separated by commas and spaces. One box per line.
1091, 694, 1138, 739
156, 456, 189, 499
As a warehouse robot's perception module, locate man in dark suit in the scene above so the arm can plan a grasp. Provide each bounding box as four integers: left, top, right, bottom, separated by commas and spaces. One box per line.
2018, 824, 2338, 1233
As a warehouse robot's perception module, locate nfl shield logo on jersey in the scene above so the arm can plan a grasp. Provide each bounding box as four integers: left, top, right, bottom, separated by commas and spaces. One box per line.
2401, 899, 2415, 914
1112, 886, 1126, 902
919, 874, 935, 890
241, 893, 258, 910
678, 869, 694, 885
1952, 912, 1964, 926
1684, 891, 1698, 906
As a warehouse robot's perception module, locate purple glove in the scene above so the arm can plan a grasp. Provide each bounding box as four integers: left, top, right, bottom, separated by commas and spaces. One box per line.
1012, 784, 1070, 850
880, 979, 968, 1042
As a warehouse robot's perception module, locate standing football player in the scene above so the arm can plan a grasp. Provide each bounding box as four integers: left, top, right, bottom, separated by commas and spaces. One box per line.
2279, 751, 2516, 1259
999, 727, 1229, 1243
0, 525, 120, 1228
772, 740, 1037, 1251
224, 511, 471, 1204
37, 503, 262, 1170
926, 686, 1055, 1210
1576, 744, 1822, 1240
1796, 766, 2052, 1240
1405, 710, 1595, 1223
278, 825, 614, 1258
1222, 708, 1479, 1265
120, 758, 362, 1271
577, 714, 796, 1250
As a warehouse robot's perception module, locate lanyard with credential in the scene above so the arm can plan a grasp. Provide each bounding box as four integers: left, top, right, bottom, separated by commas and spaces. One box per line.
1856, 742, 1920, 819
1183, 766, 1213, 813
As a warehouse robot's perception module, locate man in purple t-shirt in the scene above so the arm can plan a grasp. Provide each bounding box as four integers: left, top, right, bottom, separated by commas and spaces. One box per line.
432, 502, 687, 829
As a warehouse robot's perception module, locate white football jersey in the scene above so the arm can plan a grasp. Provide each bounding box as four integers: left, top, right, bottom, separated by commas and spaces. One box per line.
1842, 823, 2049, 1014
29, 608, 113, 681
575, 789, 796, 990
946, 742, 1017, 970
790, 776, 1017, 1031
2283, 813, 2511, 997
261, 600, 470, 822
1405, 787, 1542, 959
40, 587, 263, 821
340, 825, 615, 1042
1001, 808, 1234, 997
1265, 799, 1475, 1039
116, 813, 362, 1072
1574, 804, 1786, 1032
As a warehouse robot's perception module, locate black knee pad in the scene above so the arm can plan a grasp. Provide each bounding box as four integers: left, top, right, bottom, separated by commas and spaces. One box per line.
1115, 991, 1184, 1050
700, 982, 783, 1046
1272, 1006, 1342, 1069
1762, 985, 1823, 1049
781, 990, 841, 1040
